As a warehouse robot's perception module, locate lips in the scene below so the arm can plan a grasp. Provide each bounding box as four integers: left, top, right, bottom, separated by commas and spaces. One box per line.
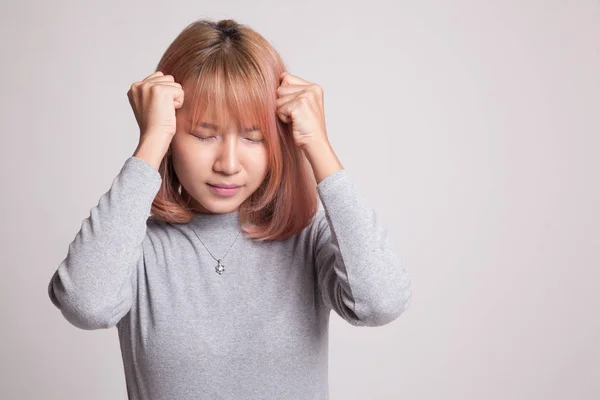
209, 183, 240, 189
208, 184, 241, 197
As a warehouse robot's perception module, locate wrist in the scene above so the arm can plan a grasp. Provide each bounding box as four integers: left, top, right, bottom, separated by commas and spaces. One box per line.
133, 138, 168, 171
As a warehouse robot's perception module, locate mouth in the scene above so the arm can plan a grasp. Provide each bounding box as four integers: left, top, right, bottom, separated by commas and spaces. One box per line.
207, 184, 241, 197
209, 183, 241, 189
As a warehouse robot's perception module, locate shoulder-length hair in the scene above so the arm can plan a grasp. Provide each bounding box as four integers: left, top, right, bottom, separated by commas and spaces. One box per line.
149, 18, 319, 242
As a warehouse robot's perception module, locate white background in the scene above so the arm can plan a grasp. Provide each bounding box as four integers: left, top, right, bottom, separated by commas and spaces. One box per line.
1, 0, 599, 399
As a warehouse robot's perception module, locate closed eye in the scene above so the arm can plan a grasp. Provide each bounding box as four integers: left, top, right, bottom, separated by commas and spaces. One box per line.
194, 135, 263, 144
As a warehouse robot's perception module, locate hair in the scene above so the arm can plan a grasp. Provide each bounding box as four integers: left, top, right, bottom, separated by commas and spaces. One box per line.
148, 18, 319, 242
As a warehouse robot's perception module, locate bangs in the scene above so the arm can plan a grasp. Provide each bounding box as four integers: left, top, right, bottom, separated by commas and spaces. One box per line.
185, 54, 274, 134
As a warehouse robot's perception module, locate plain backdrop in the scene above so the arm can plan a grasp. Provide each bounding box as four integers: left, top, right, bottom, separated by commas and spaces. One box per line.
1, 0, 599, 399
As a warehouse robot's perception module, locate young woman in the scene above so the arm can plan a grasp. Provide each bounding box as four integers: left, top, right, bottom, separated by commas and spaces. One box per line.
47, 18, 412, 400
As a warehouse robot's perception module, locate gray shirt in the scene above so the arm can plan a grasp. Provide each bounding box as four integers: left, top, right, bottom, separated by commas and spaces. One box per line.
48, 155, 412, 400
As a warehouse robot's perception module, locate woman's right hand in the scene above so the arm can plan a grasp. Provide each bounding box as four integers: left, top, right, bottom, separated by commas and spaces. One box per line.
128, 71, 185, 170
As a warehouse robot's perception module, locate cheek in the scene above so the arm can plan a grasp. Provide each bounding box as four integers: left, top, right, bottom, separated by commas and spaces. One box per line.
173, 136, 213, 162
244, 150, 269, 175
170, 149, 211, 180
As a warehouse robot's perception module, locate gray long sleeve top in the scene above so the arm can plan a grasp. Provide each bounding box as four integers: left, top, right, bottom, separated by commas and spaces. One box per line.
47, 155, 412, 400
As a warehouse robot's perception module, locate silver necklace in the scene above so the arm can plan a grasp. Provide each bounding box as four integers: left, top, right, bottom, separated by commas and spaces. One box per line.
189, 227, 242, 275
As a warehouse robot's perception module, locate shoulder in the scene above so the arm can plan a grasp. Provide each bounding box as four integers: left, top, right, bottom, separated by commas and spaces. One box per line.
140, 216, 184, 251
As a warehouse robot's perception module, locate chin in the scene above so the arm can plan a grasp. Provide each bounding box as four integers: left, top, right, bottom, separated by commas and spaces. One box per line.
196, 192, 244, 213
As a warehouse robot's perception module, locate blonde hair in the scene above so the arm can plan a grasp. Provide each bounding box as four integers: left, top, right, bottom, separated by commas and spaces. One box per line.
149, 18, 319, 242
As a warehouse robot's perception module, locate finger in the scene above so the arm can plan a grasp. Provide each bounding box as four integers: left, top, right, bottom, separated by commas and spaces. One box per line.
142, 70, 165, 81
276, 91, 301, 108
276, 84, 308, 97
277, 109, 292, 123
146, 74, 176, 83
276, 97, 296, 123
147, 82, 181, 89
280, 72, 311, 86
173, 87, 185, 108
149, 82, 185, 105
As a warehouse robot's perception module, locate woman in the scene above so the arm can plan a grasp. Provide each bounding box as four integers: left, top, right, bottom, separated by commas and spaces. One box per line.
47, 18, 412, 400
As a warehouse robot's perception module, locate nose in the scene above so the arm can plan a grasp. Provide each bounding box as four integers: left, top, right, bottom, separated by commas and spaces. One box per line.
213, 136, 241, 175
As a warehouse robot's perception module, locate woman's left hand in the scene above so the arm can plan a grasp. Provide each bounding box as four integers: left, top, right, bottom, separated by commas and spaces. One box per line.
276, 72, 329, 150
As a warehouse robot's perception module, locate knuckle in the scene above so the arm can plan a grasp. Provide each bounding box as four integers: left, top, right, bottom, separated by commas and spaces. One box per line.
149, 84, 161, 94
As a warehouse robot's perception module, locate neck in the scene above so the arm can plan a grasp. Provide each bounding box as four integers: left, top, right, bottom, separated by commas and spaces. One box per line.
188, 209, 241, 232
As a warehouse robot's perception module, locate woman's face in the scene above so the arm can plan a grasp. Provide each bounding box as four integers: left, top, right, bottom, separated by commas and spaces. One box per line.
170, 100, 269, 215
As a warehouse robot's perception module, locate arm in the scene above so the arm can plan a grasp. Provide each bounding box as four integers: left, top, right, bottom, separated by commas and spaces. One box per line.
47, 156, 162, 330
306, 143, 412, 327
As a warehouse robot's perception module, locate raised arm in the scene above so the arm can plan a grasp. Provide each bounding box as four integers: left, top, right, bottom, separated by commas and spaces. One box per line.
313, 169, 412, 327
47, 156, 162, 330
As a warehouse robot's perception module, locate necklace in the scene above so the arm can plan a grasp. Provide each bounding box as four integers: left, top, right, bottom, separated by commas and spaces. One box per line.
189, 227, 242, 275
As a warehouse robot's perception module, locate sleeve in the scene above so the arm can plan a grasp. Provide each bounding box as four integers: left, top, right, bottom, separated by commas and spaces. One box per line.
47, 156, 162, 330
313, 168, 412, 327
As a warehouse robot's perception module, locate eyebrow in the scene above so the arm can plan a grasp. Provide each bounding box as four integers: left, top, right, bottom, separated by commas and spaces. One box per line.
197, 121, 259, 132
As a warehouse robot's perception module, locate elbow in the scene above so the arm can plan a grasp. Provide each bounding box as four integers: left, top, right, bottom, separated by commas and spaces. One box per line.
59, 300, 131, 330
354, 272, 412, 327
357, 291, 411, 327
48, 272, 132, 330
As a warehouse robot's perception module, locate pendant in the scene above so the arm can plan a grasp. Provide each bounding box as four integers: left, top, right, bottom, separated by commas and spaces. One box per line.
215, 259, 225, 275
